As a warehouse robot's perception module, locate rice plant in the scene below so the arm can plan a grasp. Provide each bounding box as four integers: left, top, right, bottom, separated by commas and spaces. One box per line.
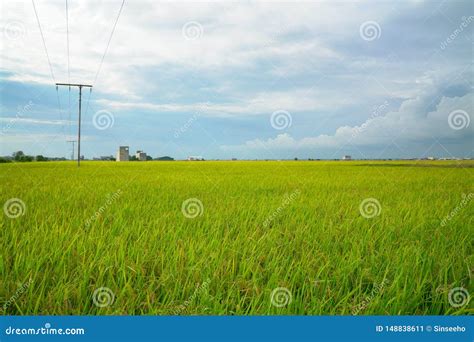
1, 160, 472, 315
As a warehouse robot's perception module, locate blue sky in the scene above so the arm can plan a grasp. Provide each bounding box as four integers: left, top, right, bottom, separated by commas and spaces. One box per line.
0, 0, 472, 159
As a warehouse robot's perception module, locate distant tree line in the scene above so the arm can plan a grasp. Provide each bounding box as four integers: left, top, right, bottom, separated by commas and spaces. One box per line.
129, 156, 173, 161
0, 151, 66, 163
0, 151, 175, 163
129, 155, 153, 161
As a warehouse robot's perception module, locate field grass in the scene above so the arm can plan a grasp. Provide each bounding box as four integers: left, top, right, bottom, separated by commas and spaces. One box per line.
1, 160, 473, 315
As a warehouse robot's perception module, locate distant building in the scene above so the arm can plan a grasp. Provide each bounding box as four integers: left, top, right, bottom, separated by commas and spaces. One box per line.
116, 146, 129, 161
136, 150, 147, 161
187, 156, 204, 161
342, 155, 352, 161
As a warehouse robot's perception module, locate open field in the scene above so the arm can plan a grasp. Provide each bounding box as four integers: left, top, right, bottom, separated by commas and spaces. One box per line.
1, 160, 473, 315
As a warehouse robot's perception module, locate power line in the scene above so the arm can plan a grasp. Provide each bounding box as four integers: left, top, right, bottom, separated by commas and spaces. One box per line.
32, 0, 68, 145
66, 0, 71, 138
66, 0, 70, 83
93, 0, 125, 85
83, 0, 126, 125
31, 0, 55, 83
32, 0, 125, 161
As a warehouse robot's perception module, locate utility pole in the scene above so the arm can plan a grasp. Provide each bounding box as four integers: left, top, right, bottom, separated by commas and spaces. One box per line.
56, 83, 92, 167
66, 140, 76, 160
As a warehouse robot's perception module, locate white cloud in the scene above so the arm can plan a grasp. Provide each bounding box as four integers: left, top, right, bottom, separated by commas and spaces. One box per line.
1, 1, 472, 158
0, 117, 71, 126
0, 1, 391, 98
221, 81, 474, 152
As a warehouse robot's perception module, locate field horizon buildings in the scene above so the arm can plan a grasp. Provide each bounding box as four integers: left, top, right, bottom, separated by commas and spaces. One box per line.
0, 0, 473, 318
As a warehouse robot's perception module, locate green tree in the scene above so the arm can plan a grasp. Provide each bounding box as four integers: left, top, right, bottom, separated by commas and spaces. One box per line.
36, 155, 48, 162
12, 151, 24, 161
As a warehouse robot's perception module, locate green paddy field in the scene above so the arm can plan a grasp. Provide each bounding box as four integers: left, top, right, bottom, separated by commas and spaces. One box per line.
1, 160, 472, 315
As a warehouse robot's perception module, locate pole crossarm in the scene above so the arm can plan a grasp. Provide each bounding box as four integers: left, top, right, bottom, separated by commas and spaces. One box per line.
56, 83, 92, 88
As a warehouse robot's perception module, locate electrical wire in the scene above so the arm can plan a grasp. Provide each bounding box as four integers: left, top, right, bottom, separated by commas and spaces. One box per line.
32, 0, 55, 83
83, 0, 125, 121
32, 0, 68, 144
93, 0, 125, 85
66, 0, 72, 139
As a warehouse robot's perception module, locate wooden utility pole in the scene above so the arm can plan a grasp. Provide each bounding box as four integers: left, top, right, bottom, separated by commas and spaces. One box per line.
56, 83, 92, 167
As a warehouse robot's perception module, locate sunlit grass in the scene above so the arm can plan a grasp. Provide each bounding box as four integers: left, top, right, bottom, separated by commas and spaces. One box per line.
1, 160, 472, 315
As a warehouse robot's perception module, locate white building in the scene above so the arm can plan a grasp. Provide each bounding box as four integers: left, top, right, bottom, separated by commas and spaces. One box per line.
342, 155, 352, 161
136, 150, 147, 161
116, 146, 129, 161
187, 156, 204, 161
